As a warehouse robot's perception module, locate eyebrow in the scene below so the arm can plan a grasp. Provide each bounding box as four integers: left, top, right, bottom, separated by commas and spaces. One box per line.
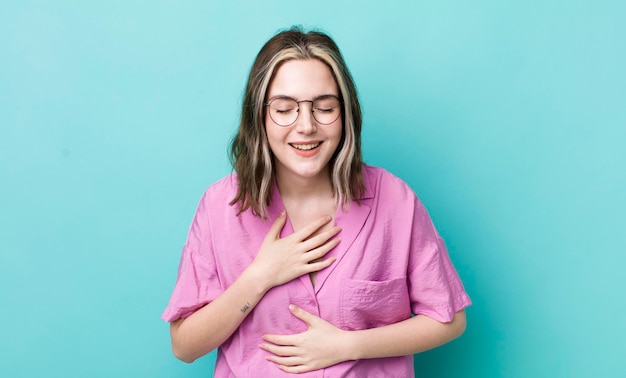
265, 94, 339, 102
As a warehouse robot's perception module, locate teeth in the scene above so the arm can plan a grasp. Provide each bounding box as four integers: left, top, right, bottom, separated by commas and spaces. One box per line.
291, 143, 320, 151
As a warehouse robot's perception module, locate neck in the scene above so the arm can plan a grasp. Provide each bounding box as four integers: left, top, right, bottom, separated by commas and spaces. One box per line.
275, 168, 334, 202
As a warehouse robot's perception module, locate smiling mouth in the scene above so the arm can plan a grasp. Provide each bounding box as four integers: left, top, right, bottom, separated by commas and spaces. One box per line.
290, 142, 322, 151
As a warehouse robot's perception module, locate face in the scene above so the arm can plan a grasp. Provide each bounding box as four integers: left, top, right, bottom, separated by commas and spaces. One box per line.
265, 59, 343, 183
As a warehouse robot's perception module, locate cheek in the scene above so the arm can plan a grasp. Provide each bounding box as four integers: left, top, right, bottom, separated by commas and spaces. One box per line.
331, 122, 344, 145
265, 124, 287, 149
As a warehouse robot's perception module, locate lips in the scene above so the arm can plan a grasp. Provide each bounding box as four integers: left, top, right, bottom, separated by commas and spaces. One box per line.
289, 142, 322, 151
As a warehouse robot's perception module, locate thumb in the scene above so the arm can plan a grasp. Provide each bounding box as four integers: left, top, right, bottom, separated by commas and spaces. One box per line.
289, 304, 316, 326
267, 210, 287, 240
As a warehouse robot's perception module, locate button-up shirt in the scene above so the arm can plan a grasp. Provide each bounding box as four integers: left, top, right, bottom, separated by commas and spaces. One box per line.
163, 165, 471, 377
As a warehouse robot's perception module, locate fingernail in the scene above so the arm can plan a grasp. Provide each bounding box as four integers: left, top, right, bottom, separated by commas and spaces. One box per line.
279, 210, 286, 217
289, 304, 296, 311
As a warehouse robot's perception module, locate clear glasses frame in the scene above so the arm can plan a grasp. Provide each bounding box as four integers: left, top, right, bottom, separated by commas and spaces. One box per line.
264, 95, 343, 127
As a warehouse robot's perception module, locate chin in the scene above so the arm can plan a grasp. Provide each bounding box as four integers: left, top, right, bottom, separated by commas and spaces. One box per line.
295, 168, 324, 178
287, 164, 329, 179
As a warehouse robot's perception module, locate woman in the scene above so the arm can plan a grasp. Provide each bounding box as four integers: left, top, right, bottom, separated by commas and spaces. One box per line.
162, 27, 471, 377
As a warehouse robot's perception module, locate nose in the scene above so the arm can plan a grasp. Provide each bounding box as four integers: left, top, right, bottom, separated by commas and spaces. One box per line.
295, 101, 316, 134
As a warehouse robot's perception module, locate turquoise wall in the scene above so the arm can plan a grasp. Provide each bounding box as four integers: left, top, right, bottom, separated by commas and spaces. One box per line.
1, 1, 624, 377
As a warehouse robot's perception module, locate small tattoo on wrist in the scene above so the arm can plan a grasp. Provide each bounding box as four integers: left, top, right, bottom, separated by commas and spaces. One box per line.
240, 302, 251, 313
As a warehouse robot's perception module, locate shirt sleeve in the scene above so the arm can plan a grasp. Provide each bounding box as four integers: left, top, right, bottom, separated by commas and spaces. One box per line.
407, 196, 471, 322
161, 191, 223, 322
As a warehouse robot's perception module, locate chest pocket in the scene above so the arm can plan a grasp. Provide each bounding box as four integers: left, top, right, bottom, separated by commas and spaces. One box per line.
340, 277, 411, 330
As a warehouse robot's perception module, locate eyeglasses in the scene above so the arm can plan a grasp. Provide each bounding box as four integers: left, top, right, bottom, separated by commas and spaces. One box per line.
264, 95, 342, 127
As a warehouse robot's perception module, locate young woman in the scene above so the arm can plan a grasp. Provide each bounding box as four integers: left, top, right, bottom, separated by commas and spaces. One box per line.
162, 27, 471, 377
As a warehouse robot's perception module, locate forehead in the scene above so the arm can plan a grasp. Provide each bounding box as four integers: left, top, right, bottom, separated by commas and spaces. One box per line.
267, 59, 338, 99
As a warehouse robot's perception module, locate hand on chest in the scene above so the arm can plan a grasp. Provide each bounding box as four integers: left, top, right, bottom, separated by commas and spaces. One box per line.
283, 199, 338, 287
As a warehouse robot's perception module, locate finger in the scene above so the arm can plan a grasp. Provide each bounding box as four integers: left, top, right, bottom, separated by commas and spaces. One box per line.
278, 364, 314, 374
304, 256, 336, 273
262, 333, 296, 346
301, 226, 342, 251
267, 355, 304, 367
259, 343, 300, 357
293, 215, 333, 241
289, 304, 315, 326
303, 236, 341, 260
299, 240, 340, 271
266, 210, 287, 240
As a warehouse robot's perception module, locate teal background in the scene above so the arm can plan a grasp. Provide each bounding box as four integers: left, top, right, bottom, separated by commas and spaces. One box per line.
1, 1, 624, 377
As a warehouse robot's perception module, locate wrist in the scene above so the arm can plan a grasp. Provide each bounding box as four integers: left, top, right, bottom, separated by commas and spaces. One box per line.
241, 263, 273, 295
341, 329, 362, 361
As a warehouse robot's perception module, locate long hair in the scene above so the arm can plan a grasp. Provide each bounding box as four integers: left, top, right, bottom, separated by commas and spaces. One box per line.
229, 26, 364, 218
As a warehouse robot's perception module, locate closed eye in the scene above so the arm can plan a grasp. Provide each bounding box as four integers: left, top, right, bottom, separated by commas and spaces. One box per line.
314, 107, 334, 113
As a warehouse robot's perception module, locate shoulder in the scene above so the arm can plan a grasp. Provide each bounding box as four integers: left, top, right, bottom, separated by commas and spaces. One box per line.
362, 166, 436, 230
201, 173, 237, 197
362, 165, 417, 202
195, 173, 238, 212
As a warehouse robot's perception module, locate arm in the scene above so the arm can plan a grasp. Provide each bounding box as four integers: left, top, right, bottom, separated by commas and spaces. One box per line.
169, 212, 341, 363
346, 309, 466, 360
170, 266, 268, 363
261, 306, 466, 374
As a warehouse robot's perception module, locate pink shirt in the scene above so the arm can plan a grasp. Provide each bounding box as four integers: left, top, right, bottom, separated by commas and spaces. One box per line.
162, 165, 471, 377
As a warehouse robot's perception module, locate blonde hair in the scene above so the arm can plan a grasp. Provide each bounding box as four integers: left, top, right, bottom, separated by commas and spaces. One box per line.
229, 26, 364, 217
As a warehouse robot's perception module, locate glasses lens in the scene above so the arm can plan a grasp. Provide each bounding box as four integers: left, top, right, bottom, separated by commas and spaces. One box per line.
267, 96, 342, 126
268, 98, 298, 126
312, 96, 341, 125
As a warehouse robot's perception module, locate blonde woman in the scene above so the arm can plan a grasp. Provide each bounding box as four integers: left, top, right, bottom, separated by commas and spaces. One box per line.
162, 27, 471, 377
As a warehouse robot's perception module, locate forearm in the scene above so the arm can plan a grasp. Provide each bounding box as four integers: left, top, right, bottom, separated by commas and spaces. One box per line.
345, 310, 467, 361
169, 267, 270, 363
168, 213, 340, 364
